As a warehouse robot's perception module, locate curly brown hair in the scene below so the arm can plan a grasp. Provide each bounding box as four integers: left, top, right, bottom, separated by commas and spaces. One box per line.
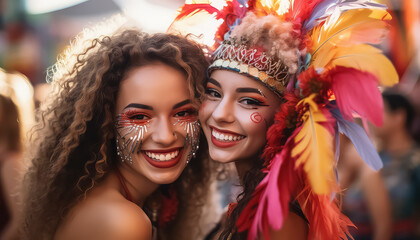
22, 29, 210, 240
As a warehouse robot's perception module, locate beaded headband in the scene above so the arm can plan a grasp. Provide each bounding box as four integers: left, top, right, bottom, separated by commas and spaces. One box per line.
208, 39, 290, 95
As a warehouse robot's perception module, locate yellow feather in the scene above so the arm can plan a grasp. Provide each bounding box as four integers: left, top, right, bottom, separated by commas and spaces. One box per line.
311, 8, 391, 55
312, 43, 398, 86
256, 0, 292, 15
291, 94, 334, 194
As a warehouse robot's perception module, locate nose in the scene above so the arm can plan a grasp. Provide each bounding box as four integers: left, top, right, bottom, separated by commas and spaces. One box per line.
151, 118, 177, 146
211, 97, 235, 124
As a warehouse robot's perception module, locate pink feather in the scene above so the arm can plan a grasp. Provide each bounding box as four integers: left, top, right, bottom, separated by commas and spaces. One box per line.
237, 128, 301, 240
328, 66, 383, 126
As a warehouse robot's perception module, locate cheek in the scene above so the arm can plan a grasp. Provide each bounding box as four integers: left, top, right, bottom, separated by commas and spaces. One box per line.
250, 112, 263, 124
238, 111, 269, 135
199, 100, 214, 123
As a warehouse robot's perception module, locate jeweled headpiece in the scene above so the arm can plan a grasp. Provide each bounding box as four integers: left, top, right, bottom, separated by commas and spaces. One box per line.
208, 11, 303, 95
170, 0, 398, 239
209, 40, 290, 94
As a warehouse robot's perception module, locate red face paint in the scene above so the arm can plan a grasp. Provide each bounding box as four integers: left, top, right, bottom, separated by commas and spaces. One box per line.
200, 101, 206, 111
116, 111, 151, 127
250, 112, 262, 123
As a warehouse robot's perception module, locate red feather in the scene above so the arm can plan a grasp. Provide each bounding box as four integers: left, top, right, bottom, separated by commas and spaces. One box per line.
174, 4, 220, 21
263, 92, 300, 166
296, 182, 355, 239
237, 132, 301, 240
285, 0, 324, 26
327, 66, 384, 126
158, 187, 179, 227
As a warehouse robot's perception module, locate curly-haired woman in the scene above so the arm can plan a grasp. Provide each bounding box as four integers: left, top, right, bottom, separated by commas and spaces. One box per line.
22, 28, 210, 240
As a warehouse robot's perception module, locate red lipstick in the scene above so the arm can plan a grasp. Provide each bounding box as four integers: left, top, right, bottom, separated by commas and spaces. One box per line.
142, 148, 184, 168
210, 126, 245, 148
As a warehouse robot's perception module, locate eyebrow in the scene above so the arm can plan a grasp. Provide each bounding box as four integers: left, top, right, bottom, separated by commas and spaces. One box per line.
207, 78, 221, 88
173, 99, 191, 109
123, 103, 153, 110
236, 88, 266, 97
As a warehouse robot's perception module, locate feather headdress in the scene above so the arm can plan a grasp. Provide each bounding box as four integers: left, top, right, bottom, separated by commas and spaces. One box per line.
170, 0, 398, 239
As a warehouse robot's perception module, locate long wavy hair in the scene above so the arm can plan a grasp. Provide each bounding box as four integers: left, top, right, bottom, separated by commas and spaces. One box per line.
22, 29, 210, 240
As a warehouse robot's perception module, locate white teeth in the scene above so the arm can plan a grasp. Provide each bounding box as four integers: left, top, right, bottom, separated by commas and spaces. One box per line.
145, 150, 179, 161
211, 128, 244, 142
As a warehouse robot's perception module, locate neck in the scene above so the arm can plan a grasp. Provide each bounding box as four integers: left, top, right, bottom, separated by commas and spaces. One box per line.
234, 157, 254, 186
116, 165, 159, 207
381, 129, 414, 155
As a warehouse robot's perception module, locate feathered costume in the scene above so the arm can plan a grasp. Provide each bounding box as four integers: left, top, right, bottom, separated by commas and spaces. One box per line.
169, 0, 398, 239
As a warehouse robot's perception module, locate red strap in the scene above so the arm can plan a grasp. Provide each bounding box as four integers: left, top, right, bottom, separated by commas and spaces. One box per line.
115, 169, 134, 202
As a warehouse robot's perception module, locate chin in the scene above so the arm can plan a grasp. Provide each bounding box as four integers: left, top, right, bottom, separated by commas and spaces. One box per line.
208, 148, 237, 164
148, 169, 184, 184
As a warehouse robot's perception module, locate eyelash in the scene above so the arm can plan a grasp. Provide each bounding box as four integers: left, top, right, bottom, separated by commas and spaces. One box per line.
174, 108, 198, 120
120, 108, 197, 124
239, 97, 265, 106
124, 111, 151, 121
205, 86, 266, 108
205, 88, 221, 98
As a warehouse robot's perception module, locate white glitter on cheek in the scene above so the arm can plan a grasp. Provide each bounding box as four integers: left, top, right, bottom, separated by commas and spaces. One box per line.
115, 118, 150, 164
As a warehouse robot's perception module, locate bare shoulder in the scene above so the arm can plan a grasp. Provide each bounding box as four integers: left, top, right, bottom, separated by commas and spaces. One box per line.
55, 190, 152, 240
263, 211, 308, 240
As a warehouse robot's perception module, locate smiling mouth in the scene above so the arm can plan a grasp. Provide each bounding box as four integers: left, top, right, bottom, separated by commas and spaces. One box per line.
144, 149, 180, 161
212, 128, 245, 142
210, 127, 245, 148
142, 147, 183, 168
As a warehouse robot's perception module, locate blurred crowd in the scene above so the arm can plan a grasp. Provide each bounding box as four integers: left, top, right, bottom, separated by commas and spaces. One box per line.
0, 0, 419, 239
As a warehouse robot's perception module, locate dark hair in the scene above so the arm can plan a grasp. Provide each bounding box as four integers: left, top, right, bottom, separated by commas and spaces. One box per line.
22, 29, 210, 240
382, 90, 415, 132
0, 94, 21, 152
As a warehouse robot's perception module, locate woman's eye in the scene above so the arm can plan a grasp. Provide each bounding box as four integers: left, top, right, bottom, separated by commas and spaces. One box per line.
205, 88, 221, 98
130, 114, 149, 120
239, 97, 264, 106
175, 109, 197, 118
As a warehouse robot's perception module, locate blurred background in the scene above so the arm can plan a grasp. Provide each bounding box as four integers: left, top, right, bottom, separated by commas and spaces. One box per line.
0, 0, 419, 239
0, 0, 185, 91
0, 0, 418, 110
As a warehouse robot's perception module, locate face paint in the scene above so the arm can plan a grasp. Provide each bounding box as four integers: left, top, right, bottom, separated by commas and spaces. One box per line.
115, 63, 200, 184
250, 112, 263, 124
115, 112, 150, 164
173, 118, 201, 163
199, 70, 283, 163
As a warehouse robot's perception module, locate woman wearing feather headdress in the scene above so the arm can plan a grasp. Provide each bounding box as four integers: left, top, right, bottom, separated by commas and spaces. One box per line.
170, 0, 399, 239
